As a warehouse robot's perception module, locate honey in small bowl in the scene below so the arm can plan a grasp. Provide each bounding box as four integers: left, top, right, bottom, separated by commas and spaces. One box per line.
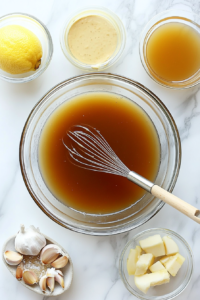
146, 22, 200, 82
140, 12, 200, 88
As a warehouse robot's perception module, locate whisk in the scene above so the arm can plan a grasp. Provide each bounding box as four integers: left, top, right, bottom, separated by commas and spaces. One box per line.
63, 125, 200, 224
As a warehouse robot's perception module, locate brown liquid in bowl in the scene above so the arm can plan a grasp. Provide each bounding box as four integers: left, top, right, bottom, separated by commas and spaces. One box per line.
39, 92, 160, 214
146, 22, 200, 82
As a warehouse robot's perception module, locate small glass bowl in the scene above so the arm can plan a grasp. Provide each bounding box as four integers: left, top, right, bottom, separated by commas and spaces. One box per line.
139, 10, 200, 89
0, 13, 53, 83
60, 7, 126, 71
119, 228, 193, 300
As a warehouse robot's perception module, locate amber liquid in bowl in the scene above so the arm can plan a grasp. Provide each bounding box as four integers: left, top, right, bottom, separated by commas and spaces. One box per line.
39, 92, 160, 214
146, 22, 200, 82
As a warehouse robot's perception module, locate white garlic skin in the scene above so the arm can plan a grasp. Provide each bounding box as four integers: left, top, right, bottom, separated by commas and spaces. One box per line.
15, 224, 46, 255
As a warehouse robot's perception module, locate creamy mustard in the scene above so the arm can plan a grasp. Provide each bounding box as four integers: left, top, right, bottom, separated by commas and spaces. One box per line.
67, 15, 118, 65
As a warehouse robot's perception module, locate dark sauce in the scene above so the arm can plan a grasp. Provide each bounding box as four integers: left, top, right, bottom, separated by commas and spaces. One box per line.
39, 92, 160, 214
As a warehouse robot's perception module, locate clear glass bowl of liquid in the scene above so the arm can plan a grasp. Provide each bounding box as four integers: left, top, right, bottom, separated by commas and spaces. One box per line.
139, 10, 200, 89
19, 73, 181, 235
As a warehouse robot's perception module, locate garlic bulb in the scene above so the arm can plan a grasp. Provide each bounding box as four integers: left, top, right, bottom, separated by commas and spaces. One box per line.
15, 224, 46, 255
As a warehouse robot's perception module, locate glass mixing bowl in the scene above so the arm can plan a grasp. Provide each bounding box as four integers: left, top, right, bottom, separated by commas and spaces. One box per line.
119, 228, 193, 299
20, 73, 181, 235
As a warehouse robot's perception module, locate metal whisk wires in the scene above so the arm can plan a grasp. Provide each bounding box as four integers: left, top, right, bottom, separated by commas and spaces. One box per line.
62, 127, 200, 225
63, 125, 130, 177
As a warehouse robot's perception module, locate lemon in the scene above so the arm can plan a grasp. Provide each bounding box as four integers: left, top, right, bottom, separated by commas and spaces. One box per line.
0, 25, 43, 74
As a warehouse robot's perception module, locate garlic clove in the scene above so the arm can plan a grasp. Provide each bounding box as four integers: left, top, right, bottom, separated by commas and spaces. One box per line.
23, 270, 39, 285
16, 262, 24, 280
4, 250, 23, 265
47, 277, 55, 293
51, 255, 68, 268
55, 270, 65, 289
15, 224, 46, 256
45, 268, 64, 289
40, 244, 63, 265
39, 275, 47, 292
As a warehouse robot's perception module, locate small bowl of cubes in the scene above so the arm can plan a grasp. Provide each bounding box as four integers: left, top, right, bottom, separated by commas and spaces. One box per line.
119, 228, 193, 300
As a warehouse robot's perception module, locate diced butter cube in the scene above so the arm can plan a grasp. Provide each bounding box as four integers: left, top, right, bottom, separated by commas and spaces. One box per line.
134, 270, 170, 294
134, 273, 151, 294
149, 269, 170, 286
149, 261, 165, 273
136, 245, 142, 255
163, 236, 179, 255
160, 256, 171, 265
164, 253, 185, 277
135, 253, 154, 275
139, 235, 165, 257
127, 246, 142, 275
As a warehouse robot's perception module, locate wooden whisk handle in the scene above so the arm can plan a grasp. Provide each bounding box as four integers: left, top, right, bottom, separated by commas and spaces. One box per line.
151, 185, 200, 224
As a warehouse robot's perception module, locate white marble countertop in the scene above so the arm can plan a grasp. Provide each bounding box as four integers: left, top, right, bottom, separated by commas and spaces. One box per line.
1, 0, 200, 299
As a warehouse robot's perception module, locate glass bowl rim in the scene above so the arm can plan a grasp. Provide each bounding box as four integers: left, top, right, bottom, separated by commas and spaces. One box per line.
139, 9, 200, 89
59, 6, 126, 71
0, 12, 53, 83
19, 73, 181, 235
119, 227, 193, 300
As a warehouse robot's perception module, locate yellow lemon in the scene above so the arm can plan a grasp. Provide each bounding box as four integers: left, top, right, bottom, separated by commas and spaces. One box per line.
0, 25, 43, 74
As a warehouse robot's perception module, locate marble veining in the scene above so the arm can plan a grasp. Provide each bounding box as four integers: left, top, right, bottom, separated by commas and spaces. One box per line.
0, 0, 200, 299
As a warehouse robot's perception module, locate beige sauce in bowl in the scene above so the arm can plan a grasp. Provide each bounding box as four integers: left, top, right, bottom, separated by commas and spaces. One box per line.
68, 15, 118, 65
